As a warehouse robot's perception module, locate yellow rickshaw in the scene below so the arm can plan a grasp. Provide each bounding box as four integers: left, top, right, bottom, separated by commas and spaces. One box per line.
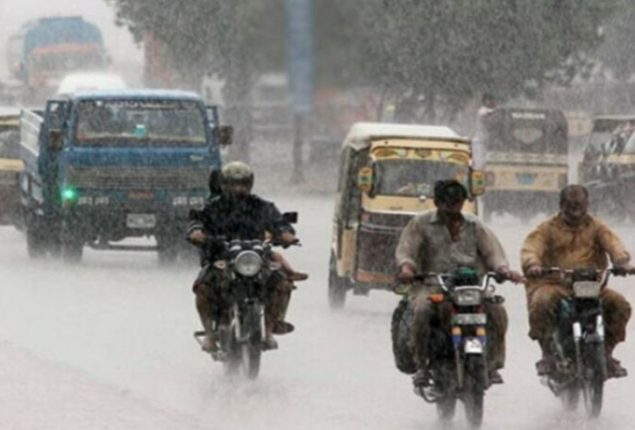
482, 108, 568, 222
0, 111, 22, 225
328, 122, 484, 308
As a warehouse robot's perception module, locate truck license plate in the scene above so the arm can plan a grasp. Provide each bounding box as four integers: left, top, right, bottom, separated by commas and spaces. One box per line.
126, 214, 156, 229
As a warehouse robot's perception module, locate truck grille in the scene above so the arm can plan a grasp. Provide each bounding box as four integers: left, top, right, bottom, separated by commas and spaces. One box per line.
67, 167, 209, 190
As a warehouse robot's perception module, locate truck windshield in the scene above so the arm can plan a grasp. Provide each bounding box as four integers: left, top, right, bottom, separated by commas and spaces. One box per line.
485, 111, 568, 154
74, 99, 207, 145
374, 159, 468, 197
0, 130, 20, 158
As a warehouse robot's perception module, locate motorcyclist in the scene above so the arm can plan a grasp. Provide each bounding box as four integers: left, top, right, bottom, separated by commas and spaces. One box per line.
187, 161, 306, 351
521, 184, 634, 377
395, 179, 523, 386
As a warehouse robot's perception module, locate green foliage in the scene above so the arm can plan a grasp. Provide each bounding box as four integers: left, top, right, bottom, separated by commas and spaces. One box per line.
106, 0, 285, 94
106, 0, 622, 121
360, 0, 619, 121
597, 0, 635, 81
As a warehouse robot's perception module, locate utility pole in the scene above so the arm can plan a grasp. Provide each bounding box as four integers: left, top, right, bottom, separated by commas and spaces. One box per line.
286, 0, 314, 183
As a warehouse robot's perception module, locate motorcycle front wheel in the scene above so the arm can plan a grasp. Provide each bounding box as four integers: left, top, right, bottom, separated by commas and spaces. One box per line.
240, 304, 263, 380
582, 343, 606, 418
560, 382, 581, 411
219, 326, 240, 376
462, 356, 486, 429
436, 395, 457, 421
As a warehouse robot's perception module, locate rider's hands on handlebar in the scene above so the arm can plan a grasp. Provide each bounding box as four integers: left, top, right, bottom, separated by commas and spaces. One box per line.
526, 265, 544, 278
189, 229, 206, 244
613, 263, 635, 276
280, 231, 299, 245
496, 266, 525, 284
397, 263, 416, 284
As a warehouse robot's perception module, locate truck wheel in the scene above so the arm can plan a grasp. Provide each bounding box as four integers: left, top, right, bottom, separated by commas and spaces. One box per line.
328, 253, 347, 309
62, 239, 83, 263
157, 233, 178, 265
26, 226, 46, 258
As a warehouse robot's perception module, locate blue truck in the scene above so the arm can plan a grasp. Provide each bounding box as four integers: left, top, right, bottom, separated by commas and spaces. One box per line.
7, 16, 108, 100
20, 89, 231, 262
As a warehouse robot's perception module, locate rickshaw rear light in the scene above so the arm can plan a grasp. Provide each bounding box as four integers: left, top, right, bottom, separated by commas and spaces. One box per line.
485, 171, 496, 186
558, 173, 568, 188
476, 327, 487, 336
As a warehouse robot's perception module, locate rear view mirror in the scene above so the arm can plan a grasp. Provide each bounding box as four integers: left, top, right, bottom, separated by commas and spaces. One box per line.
218, 126, 233, 146
48, 129, 64, 151
470, 169, 486, 196
357, 166, 374, 194
282, 212, 298, 224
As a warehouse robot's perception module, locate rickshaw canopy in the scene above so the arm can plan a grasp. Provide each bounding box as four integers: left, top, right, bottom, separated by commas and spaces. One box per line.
343, 122, 470, 151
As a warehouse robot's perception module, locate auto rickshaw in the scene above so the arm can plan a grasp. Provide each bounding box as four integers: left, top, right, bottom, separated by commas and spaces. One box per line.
578, 115, 635, 184
0, 111, 22, 226
328, 122, 484, 308
481, 107, 569, 221
578, 115, 635, 221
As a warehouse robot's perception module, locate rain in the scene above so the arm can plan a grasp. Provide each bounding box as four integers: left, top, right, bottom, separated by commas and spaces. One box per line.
0, 1, 634, 429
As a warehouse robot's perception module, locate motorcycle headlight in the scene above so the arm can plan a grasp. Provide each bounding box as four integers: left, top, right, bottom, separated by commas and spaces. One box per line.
234, 250, 262, 277
452, 288, 483, 306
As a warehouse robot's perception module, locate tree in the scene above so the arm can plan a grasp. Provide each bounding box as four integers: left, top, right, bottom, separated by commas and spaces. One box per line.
106, 0, 286, 159
359, 0, 620, 122
597, 0, 635, 81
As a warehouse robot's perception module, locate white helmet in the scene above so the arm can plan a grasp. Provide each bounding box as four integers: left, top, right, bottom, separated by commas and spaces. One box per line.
221, 161, 254, 190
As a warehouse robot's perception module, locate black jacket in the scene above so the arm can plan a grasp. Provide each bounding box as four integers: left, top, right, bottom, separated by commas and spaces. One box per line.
187, 194, 294, 260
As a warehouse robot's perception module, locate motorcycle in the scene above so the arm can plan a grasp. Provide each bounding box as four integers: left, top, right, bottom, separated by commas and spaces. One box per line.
394, 269, 508, 429
192, 235, 298, 380
536, 267, 631, 418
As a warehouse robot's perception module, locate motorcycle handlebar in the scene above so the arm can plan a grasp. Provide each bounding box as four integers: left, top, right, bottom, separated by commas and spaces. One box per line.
192, 234, 301, 249
411, 271, 508, 283
528, 266, 632, 278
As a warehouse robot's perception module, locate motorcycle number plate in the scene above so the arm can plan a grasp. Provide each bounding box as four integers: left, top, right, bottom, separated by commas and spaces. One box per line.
126, 213, 156, 229
464, 337, 484, 354
572, 281, 601, 298
452, 313, 487, 325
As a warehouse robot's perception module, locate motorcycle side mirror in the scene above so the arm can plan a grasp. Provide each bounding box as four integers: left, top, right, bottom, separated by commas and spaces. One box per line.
282, 212, 298, 224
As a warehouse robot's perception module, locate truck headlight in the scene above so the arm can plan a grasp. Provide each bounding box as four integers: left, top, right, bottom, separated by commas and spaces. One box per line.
234, 251, 262, 277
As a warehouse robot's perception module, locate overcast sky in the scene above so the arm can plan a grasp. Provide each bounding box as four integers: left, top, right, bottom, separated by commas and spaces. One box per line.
0, 0, 141, 81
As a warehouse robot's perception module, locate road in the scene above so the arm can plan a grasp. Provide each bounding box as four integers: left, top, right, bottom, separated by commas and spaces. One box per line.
0, 193, 633, 429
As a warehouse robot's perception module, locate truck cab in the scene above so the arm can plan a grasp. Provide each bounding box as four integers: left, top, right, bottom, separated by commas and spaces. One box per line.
20, 89, 231, 262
